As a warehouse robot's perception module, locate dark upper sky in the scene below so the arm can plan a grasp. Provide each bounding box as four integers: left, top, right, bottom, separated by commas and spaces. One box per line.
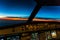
0, 0, 60, 19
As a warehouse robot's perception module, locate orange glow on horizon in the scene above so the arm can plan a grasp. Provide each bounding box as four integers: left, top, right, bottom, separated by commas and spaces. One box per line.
0, 17, 60, 22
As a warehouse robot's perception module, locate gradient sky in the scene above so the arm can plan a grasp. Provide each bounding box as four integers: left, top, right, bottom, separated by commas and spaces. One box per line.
0, 0, 60, 19
0, 0, 36, 17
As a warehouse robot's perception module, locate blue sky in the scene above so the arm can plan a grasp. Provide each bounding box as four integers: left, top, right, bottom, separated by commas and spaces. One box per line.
0, 0, 60, 19
0, 0, 36, 17
36, 6, 60, 19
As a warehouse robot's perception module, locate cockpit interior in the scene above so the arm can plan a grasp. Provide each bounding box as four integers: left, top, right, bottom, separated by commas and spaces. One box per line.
0, 0, 60, 40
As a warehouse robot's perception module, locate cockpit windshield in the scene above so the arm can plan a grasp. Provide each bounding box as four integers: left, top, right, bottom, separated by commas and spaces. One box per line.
35, 6, 60, 20
0, 0, 36, 18
0, 0, 36, 26
0, 0, 60, 27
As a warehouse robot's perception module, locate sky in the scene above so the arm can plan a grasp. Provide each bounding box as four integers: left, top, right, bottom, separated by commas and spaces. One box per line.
0, 0, 60, 19
36, 6, 60, 19
0, 0, 36, 17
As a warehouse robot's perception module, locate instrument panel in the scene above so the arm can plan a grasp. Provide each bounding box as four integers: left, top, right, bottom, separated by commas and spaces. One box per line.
0, 22, 60, 35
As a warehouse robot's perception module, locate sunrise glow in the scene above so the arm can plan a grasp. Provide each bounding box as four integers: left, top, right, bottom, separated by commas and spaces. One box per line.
0, 16, 7, 18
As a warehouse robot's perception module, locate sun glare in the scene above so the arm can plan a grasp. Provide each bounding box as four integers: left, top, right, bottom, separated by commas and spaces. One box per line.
0, 16, 7, 18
